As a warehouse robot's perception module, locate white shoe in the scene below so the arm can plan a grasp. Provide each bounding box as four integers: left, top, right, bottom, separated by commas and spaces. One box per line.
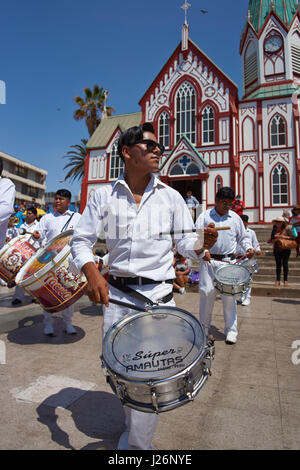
242, 299, 251, 306
43, 323, 54, 336
179, 287, 185, 295
65, 322, 76, 335
225, 332, 237, 344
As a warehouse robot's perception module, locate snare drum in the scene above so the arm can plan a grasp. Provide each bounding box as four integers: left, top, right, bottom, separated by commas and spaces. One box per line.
0, 236, 37, 282
102, 306, 215, 414
214, 264, 251, 295
15, 230, 87, 313
238, 258, 259, 275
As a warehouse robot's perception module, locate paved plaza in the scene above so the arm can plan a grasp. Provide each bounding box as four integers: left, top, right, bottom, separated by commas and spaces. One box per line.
0, 285, 299, 450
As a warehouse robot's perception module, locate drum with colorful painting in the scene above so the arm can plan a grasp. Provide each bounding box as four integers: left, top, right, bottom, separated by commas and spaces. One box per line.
15, 230, 87, 313
0, 236, 37, 283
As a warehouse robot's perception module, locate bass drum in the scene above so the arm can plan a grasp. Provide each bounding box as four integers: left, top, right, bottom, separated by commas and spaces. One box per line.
15, 230, 87, 313
102, 306, 215, 414
0, 236, 37, 283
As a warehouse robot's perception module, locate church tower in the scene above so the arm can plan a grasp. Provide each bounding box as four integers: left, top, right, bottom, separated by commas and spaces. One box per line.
238, 0, 300, 223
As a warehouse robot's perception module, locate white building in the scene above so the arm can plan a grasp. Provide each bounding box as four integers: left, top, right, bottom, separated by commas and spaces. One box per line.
0, 151, 47, 206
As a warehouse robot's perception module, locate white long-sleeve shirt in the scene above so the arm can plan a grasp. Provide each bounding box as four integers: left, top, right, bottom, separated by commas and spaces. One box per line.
236, 227, 260, 256
18, 219, 41, 249
37, 210, 81, 246
195, 207, 252, 255
0, 177, 16, 248
70, 174, 199, 280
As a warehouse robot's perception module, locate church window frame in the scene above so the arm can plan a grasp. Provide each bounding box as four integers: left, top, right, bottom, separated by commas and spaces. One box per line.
202, 105, 215, 144
271, 163, 289, 205
158, 111, 170, 148
270, 114, 286, 148
175, 81, 196, 145
109, 140, 124, 180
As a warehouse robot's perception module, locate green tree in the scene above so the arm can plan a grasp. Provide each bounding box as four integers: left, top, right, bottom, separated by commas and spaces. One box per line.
63, 139, 88, 183
73, 85, 115, 137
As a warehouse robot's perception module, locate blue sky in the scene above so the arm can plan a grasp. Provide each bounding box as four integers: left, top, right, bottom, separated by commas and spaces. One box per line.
0, 0, 250, 198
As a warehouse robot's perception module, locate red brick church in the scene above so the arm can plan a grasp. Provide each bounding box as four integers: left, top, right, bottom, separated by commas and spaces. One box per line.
81, 0, 300, 224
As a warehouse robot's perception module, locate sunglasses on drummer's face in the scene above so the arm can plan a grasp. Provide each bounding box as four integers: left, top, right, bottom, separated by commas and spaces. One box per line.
130, 139, 165, 156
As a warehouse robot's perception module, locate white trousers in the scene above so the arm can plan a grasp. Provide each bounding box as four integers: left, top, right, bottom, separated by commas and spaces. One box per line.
103, 282, 175, 450
43, 305, 74, 325
198, 260, 238, 338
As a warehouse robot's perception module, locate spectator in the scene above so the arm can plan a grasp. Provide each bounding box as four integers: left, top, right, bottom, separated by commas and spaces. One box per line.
14, 205, 25, 228
290, 205, 300, 257
185, 190, 200, 221
6, 217, 19, 242
282, 208, 291, 224
271, 216, 296, 287
232, 194, 245, 217
173, 252, 192, 295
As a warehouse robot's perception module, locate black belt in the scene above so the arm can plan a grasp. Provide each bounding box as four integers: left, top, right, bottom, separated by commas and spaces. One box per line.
108, 276, 174, 305
108, 275, 173, 286
210, 253, 235, 260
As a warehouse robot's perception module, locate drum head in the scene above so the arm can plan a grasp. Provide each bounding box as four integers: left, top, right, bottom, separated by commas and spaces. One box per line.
16, 230, 74, 284
103, 306, 206, 381
215, 264, 250, 285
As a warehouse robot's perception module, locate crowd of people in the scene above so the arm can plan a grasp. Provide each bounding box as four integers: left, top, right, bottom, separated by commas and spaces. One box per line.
0, 122, 300, 451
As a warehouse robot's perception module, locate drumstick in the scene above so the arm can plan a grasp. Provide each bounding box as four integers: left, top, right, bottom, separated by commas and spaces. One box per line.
158, 227, 231, 236
109, 298, 152, 313
19, 228, 40, 239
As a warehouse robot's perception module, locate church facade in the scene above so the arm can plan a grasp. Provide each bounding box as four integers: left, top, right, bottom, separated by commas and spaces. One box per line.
81, 0, 300, 224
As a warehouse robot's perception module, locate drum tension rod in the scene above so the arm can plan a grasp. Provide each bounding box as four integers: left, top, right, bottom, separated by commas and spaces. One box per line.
150, 382, 159, 414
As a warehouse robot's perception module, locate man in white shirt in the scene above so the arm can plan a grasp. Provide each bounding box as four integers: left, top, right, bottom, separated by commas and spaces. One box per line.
195, 187, 254, 345
70, 122, 218, 451
185, 190, 200, 221
34, 189, 81, 336
235, 214, 261, 306
11, 206, 40, 305
0, 158, 16, 250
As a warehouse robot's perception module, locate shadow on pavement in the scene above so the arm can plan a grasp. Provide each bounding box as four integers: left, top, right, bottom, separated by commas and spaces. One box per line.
272, 298, 300, 305
36, 389, 125, 450
6, 316, 85, 345
80, 304, 103, 317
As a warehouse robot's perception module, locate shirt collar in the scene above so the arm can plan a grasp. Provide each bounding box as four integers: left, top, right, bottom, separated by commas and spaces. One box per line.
211, 207, 233, 219
112, 173, 164, 193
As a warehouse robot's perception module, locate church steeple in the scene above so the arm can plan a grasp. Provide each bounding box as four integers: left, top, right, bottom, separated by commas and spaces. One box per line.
247, 0, 298, 33
181, 2, 191, 51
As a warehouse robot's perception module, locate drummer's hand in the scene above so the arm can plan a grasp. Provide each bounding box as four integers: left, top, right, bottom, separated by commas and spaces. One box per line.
82, 262, 109, 307
203, 223, 218, 250
32, 231, 40, 240
203, 251, 211, 262
256, 250, 262, 256
246, 248, 255, 259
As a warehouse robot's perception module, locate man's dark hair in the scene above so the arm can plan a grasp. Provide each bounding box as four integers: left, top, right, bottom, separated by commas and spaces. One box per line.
0, 157, 3, 176
26, 206, 38, 216
117, 122, 155, 162
240, 214, 249, 223
216, 186, 235, 200
56, 189, 71, 200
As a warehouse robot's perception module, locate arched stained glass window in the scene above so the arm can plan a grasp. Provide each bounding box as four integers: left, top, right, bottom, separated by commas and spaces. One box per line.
175, 82, 196, 144
270, 114, 286, 147
202, 105, 215, 144
272, 164, 288, 204
109, 141, 124, 180
158, 111, 170, 148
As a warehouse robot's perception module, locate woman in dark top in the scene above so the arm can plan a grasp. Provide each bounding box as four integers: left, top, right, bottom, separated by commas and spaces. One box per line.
271, 216, 296, 287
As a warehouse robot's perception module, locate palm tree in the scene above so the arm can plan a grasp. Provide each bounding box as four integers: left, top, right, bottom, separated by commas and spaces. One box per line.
73, 85, 115, 137
62, 139, 88, 183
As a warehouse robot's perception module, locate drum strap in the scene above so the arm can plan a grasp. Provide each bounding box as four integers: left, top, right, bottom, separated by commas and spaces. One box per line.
108, 277, 173, 306
61, 213, 75, 233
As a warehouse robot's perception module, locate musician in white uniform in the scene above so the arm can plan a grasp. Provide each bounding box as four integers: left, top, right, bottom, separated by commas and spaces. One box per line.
195, 187, 254, 345
11, 206, 40, 305
0, 158, 15, 250
236, 214, 261, 306
70, 122, 218, 451
34, 189, 81, 336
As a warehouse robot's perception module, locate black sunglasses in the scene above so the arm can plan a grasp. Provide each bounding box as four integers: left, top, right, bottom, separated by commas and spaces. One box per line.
130, 139, 165, 156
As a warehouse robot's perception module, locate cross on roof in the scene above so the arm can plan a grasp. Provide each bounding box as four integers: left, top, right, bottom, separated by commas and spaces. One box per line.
181, 2, 191, 25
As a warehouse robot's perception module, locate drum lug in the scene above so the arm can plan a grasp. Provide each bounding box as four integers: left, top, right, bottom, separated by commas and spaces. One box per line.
183, 372, 194, 400
149, 383, 159, 414
115, 380, 126, 404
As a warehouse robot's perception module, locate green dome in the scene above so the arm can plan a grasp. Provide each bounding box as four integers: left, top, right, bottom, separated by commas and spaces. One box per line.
248, 0, 298, 32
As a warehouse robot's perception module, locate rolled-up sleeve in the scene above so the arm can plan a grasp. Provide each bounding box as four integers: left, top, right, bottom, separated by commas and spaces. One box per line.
70, 192, 103, 271
172, 192, 200, 259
